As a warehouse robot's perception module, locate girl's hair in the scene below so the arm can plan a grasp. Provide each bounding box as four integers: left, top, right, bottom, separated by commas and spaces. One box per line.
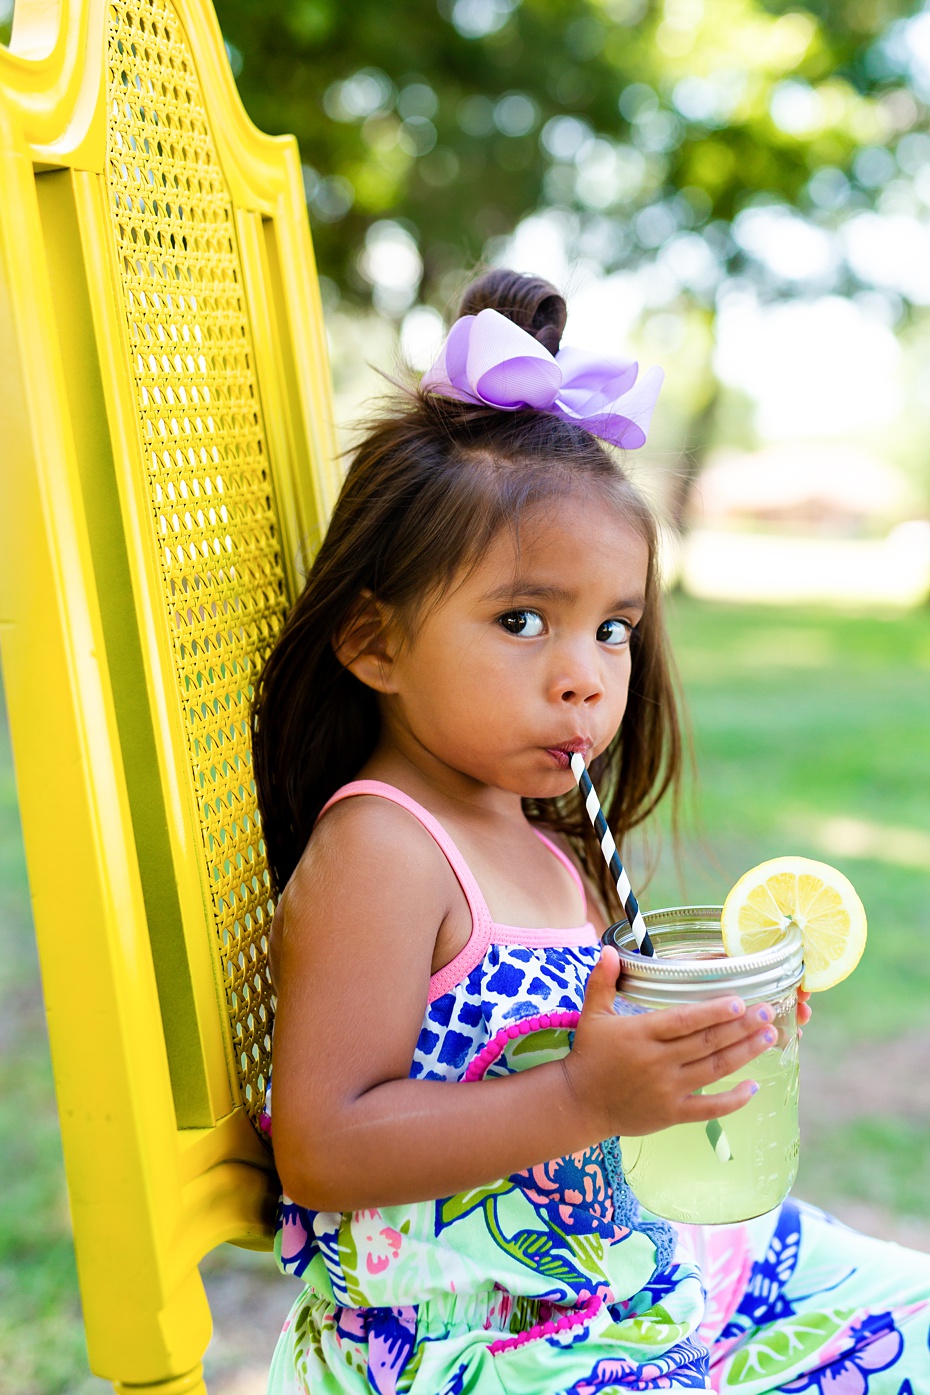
252, 268, 683, 909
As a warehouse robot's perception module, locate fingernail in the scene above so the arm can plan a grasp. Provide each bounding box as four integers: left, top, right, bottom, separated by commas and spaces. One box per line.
730, 999, 744, 1015
757, 1006, 773, 1024
749, 1081, 759, 1095
761, 1028, 777, 1045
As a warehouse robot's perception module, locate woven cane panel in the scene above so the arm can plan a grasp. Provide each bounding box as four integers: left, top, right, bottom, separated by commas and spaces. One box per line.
105, 0, 286, 1127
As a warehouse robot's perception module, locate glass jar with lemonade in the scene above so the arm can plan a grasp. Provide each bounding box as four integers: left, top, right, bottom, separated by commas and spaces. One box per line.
605, 857, 867, 1226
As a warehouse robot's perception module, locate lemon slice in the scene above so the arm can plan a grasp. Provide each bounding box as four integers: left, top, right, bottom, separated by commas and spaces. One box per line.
721, 855, 867, 992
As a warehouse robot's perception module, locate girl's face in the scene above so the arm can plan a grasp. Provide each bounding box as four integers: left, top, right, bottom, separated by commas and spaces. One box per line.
365, 489, 650, 800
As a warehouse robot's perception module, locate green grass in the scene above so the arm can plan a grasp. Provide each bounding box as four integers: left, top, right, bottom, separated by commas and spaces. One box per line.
647, 597, 930, 1219
649, 597, 930, 1041
799, 1116, 930, 1218
1, 596, 928, 1387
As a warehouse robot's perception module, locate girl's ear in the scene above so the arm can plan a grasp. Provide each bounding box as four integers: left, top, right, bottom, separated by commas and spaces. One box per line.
333, 589, 400, 693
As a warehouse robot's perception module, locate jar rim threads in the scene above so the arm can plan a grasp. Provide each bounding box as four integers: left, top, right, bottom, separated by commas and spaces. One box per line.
605, 906, 804, 1008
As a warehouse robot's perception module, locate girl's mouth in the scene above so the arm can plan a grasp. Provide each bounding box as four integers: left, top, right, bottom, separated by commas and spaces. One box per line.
544, 742, 591, 769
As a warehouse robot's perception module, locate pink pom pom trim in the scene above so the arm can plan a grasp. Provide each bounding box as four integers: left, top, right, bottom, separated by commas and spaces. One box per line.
462, 1011, 581, 1083
487, 1294, 602, 1355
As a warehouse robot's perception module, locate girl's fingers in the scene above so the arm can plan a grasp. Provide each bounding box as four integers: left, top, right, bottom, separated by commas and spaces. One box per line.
680, 1027, 775, 1092
581, 946, 620, 1016
653, 1001, 773, 1063
649, 996, 750, 1042
669, 1009, 774, 1068
679, 1078, 758, 1122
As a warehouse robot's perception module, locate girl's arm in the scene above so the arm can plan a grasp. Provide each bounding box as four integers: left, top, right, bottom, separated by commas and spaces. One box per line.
270, 800, 776, 1214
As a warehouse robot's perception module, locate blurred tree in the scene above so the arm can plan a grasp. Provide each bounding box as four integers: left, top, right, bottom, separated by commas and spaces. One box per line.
5, 0, 927, 504
212, 0, 927, 318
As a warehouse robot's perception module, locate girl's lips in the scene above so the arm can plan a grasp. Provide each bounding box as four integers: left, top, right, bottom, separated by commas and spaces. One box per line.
544, 743, 591, 769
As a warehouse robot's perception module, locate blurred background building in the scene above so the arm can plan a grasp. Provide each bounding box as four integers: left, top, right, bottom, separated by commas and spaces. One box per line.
1, 0, 929, 1390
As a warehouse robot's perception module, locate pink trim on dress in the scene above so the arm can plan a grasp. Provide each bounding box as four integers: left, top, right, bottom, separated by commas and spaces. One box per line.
427, 930, 493, 1003
317, 781, 597, 1001
463, 1011, 581, 1083
487, 1293, 603, 1355
488, 923, 599, 948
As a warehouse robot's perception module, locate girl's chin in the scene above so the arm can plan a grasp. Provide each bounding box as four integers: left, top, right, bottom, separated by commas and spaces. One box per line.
521, 770, 579, 800
481, 766, 577, 801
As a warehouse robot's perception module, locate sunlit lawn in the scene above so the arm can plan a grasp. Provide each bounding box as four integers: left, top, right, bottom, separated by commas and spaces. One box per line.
652, 596, 930, 1040
1, 596, 929, 1390
651, 596, 930, 1222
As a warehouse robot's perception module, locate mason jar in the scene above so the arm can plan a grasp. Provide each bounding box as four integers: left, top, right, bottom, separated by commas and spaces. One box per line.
605, 907, 804, 1226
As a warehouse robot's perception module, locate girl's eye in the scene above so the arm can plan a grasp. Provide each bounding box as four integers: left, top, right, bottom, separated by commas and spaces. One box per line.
597, 618, 633, 647
499, 609, 545, 638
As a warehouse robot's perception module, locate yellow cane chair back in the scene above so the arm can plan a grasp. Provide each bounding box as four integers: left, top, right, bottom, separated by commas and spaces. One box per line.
0, 2, 339, 1389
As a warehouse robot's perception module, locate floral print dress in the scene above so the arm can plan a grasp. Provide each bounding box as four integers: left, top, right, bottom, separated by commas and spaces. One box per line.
266, 782, 930, 1394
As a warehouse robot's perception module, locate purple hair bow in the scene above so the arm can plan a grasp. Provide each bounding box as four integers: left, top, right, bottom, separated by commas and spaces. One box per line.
420, 308, 664, 449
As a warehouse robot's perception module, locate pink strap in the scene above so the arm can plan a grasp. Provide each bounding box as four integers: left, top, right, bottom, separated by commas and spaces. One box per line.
531, 829, 587, 916
317, 781, 493, 999
317, 781, 594, 1000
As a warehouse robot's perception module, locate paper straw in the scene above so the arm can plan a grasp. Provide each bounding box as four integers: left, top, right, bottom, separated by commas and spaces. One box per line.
704, 1117, 732, 1163
570, 753, 655, 956
569, 753, 733, 1164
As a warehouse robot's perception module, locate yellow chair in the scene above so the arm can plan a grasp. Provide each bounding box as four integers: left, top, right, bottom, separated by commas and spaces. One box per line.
0, 1, 340, 1388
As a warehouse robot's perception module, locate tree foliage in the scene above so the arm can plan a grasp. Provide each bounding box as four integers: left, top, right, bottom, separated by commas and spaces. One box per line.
213, 0, 926, 312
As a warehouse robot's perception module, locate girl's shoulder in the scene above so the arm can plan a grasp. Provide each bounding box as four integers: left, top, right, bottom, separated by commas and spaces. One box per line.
279, 791, 460, 922
270, 792, 465, 989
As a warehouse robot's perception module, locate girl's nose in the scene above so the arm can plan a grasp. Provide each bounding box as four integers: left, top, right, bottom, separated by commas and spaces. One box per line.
560, 682, 602, 706
552, 650, 604, 706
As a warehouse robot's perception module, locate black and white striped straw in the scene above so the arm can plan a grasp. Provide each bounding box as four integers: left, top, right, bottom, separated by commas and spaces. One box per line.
571, 753, 733, 1164
570, 753, 655, 957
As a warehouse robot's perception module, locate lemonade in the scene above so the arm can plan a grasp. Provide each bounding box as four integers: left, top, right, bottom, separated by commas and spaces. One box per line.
619, 997, 800, 1225
607, 908, 804, 1226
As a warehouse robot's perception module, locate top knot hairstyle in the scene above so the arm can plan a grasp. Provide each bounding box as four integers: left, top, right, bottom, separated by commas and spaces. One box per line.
252, 270, 683, 906
458, 268, 567, 355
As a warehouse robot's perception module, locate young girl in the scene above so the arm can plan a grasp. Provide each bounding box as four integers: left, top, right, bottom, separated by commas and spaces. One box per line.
254, 271, 930, 1394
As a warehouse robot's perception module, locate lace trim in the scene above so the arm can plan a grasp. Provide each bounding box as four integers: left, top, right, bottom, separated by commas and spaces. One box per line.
602, 1134, 677, 1275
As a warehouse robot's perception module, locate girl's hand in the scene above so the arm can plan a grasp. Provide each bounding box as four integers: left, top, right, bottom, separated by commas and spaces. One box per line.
797, 987, 812, 1029
564, 946, 777, 1140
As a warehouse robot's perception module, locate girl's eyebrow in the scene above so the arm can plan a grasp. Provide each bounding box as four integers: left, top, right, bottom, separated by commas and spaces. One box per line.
485, 581, 646, 611
485, 581, 574, 604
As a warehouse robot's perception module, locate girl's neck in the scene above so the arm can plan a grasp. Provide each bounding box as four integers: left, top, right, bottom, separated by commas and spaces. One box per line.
359, 737, 525, 827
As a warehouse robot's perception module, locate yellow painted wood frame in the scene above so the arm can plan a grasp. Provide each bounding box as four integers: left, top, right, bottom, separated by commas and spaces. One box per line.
0, 2, 340, 1388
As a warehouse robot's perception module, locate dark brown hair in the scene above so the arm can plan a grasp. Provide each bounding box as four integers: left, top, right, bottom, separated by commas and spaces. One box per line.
252, 269, 683, 910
